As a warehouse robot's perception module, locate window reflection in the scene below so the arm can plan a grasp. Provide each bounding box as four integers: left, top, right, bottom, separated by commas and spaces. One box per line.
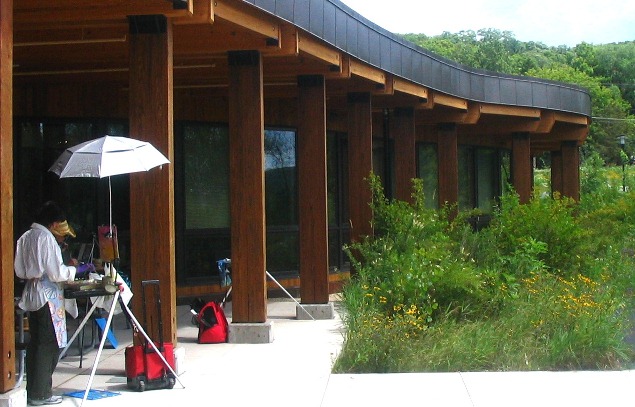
265, 129, 297, 227
416, 143, 439, 209
183, 124, 230, 229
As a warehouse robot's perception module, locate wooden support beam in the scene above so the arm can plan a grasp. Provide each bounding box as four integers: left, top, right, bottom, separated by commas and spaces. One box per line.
431, 92, 467, 110
534, 110, 556, 134
325, 76, 382, 96
174, 23, 276, 55
214, 0, 279, 42
297, 75, 329, 304
349, 59, 386, 85
531, 124, 589, 144
297, 32, 341, 68
480, 103, 541, 118
128, 15, 177, 347
416, 107, 473, 125
554, 112, 589, 126
173, 0, 213, 24
347, 92, 374, 243
459, 117, 541, 135
228, 50, 267, 323
266, 24, 299, 57
379, 74, 395, 95
371, 93, 427, 110
463, 102, 482, 124
0, 0, 15, 393
561, 141, 580, 202
392, 108, 416, 203
332, 55, 352, 79
393, 77, 428, 100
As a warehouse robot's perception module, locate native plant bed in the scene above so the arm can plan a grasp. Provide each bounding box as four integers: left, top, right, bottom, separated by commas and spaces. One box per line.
333, 171, 635, 373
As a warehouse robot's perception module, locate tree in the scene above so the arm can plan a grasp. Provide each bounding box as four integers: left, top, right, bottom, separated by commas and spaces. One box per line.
594, 41, 635, 113
527, 65, 634, 163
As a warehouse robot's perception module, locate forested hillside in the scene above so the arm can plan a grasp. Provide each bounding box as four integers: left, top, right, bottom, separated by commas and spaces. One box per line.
403, 30, 635, 165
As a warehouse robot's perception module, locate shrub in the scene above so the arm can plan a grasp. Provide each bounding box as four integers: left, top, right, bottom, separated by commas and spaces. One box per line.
335, 174, 635, 373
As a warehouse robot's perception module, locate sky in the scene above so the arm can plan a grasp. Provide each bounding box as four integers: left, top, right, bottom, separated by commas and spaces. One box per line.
339, 0, 635, 47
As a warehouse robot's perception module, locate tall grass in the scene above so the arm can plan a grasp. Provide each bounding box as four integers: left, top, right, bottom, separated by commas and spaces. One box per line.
333, 167, 635, 373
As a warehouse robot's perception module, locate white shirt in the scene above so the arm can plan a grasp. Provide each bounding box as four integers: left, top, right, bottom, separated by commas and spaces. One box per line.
15, 222, 77, 312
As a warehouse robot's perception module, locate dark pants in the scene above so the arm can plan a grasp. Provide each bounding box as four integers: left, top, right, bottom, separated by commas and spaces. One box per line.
26, 305, 60, 400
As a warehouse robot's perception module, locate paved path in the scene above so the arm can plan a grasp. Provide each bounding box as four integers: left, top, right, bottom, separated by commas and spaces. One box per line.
7, 298, 635, 407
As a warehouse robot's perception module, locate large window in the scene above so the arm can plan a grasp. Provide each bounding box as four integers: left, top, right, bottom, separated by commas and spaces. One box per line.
178, 124, 231, 284
177, 124, 300, 285
416, 143, 439, 209
264, 129, 298, 273
327, 132, 350, 271
458, 146, 510, 213
184, 125, 230, 229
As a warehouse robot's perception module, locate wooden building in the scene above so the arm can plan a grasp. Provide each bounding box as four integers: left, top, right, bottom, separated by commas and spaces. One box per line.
0, 0, 590, 393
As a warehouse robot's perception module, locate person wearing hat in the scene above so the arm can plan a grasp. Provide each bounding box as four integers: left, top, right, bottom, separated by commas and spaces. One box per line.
51, 220, 77, 267
14, 201, 94, 406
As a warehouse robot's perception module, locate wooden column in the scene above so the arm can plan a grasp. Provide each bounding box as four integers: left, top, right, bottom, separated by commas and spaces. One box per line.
437, 124, 459, 210
512, 132, 532, 204
128, 15, 176, 345
561, 141, 580, 202
347, 92, 373, 243
392, 108, 416, 203
297, 75, 329, 304
0, 0, 14, 393
551, 150, 563, 197
228, 50, 267, 323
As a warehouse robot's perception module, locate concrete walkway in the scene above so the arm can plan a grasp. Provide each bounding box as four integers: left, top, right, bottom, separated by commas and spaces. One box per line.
7, 297, 635, 407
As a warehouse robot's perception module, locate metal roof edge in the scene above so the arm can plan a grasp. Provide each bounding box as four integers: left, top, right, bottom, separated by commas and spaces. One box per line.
243, 0, 592, 117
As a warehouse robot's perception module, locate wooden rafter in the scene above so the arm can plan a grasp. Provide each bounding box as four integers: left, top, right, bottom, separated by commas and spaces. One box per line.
213, 0, 279, 42
349, 59, 386, 85
173, 0, 213, 25
415, 102, 480, 125
459, 117, 542, 135
372, 93, 427, 109
393, 77, 428, 100
554, 112, 589, 126
480, 103, 541, 118
431, 92, 467, 110
297, 32, 341, 68
173, 23, 276, 56
534, 110, 556, 134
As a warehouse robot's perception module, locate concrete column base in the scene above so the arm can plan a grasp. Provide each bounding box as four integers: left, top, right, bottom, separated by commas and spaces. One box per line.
228, 320, 274, 344
0, 387, 26, 407
173, 346, 186, 375
297, 302, 334, 320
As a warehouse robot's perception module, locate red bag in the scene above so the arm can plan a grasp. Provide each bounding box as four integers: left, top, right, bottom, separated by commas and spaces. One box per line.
197, 301, 228, 344
124, 280, 176, 391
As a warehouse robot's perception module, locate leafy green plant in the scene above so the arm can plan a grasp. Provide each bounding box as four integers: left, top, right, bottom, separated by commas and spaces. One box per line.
334, 173, 635, 373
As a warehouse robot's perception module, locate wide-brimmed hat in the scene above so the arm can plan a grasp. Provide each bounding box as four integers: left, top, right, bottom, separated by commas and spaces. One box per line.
51, 220, 76, 238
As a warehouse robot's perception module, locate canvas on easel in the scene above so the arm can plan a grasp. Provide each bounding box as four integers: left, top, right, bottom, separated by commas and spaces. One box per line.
98, 225, 119, 263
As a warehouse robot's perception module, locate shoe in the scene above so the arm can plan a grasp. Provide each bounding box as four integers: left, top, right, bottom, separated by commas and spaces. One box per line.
27, 395, 63, 406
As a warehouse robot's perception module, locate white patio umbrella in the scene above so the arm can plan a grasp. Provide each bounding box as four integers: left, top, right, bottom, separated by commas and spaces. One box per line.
48, 135, 170, 240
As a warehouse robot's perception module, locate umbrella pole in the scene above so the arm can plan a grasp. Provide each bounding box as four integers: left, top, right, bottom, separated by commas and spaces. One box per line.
108, 176, 113, 234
